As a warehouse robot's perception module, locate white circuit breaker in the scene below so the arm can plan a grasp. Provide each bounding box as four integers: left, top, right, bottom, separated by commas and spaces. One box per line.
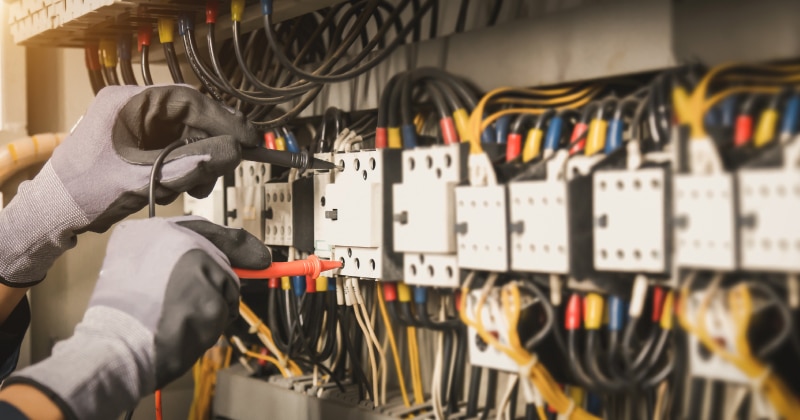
738, 168, 800, 272
325, 149, 402, 279
465, 289, 519, 372
393, 144, 467, 287
455, 186, 509, 272
508, 181, 570, 274
183, 179, 225, 225
227, 161, 269, 240
673, 174, 738, 270
263, 182, 294, 247
593, 168, 669, 273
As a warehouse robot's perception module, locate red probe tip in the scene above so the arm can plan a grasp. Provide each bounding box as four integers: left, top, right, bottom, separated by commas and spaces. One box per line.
233, 255, 342, 280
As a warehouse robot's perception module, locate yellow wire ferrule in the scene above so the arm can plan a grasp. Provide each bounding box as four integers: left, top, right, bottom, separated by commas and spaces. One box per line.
521, 128, 544, 163
275, 136, 287, 151
231, 0, 246, 22
316, 276, 328, 294
157, 18, 175, 44
280, 276, 291, 290
387, 127, 402, 149
672, 86, 692, 125
397, 282, 411, 303
453, 108, 470, 141
754, 108, 779, 148
584, 293, 604, 330
99, 39, 117, 68
660, 292, 674, 330
584, 118, 607, 156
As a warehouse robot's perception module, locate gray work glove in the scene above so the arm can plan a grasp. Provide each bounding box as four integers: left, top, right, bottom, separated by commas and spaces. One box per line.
4, 216, 270, 420
0, 85, 259, 287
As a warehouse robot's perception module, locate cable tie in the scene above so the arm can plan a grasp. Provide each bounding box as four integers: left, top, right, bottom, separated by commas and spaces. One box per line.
557, 399, 576, 420
752, 366, 772, 393
247, 319, 263, 334
519, 354, 539, 377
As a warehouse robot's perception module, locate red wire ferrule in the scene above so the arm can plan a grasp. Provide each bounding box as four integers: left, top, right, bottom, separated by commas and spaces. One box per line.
137, 25, 152, 52
375, 127, 388, 149
734, 115, 753, 147
306, 276, 316, 293
439, 117, 459, 145
206, 0, 219, 24
264, 131, 277, 149
651, 286, 665, 323
383, 282, 398, 302
506, 133, 522, 162
565, 294, 582, 331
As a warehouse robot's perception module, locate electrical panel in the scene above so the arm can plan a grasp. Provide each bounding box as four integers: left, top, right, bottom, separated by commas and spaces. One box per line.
592, 168, 670, 273
183, 178, 225, 225
228, 161, 268, 240
325, 149, 402, 280
393, 144, 467, 287
454, 186, 510, 272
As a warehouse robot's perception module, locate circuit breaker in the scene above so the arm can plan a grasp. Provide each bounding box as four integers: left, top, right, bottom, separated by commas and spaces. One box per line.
455, 186, 509, 272
508, 181, 570, 274
325, 149, 402, 280
263, 182, 294, 247
592, 168, 670, 273
738, 169, 800, 272
673, 174, 738, 270
393, 144, 468, 287
228, 161, 268, 240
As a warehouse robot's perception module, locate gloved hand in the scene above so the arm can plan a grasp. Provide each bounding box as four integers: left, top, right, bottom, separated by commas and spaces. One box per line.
3, 216, 270, 420
0, 85, 259, 287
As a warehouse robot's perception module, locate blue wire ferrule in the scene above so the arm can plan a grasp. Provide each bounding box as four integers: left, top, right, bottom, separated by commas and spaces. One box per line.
177, 15, 194, 36
328, 276, 337, 292
291, 275, 305, 297
495, 115, 512, 144
608, 295, 625, 331
721, 95, 738, 128
604, 118, 624, 154
544, 115, 563, 151
413, 287, 427, 304
284, 129, 300, 153
118, 36, 132, 61
780, 94, 800, 139
260, 0, 273, 15
401, 123, 418, 149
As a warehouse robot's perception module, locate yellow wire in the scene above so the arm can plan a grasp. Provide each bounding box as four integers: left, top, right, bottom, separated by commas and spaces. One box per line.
238, 301, 302, 376
459, 278, 599, 420
377, 284, 412, 407
677, 274, 800, 418
407, 326, 425, 404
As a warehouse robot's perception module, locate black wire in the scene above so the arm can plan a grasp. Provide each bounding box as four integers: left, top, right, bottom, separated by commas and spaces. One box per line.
455, 0, 470, 33
119, 59, 138, 85
488, 0, 503, 25
466, 365, 482, 417
103, 66, 119, 86
429, 0, 438, 39
124, 409, 134, 420
480, 369, 498, 420
141, 45, 154, 86
163, 42, 185, 84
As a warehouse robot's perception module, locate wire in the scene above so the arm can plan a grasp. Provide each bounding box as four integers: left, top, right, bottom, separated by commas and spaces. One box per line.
377, 283, 411, 407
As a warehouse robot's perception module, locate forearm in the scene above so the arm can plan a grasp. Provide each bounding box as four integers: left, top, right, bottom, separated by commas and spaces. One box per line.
0, 385, 63, 420
0, 286, 28, 325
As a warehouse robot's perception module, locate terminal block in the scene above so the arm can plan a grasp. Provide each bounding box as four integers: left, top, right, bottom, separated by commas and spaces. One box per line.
263, 182, 293, 247
393, 144, 468, 287
592, 167, 670, 274
325, 149, 402, 280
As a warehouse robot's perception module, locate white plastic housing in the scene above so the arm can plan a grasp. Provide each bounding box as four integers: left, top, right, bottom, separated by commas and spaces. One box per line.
263, 183, 293, 247
593, 168, 668, 273
465, 289, 519, 372
183, 179, 225, 225
403, 253, 460, 287
455, 186, 509, 272
508, 181, 570, 274
673, 174, 738, 270
738, 169, 800, 272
